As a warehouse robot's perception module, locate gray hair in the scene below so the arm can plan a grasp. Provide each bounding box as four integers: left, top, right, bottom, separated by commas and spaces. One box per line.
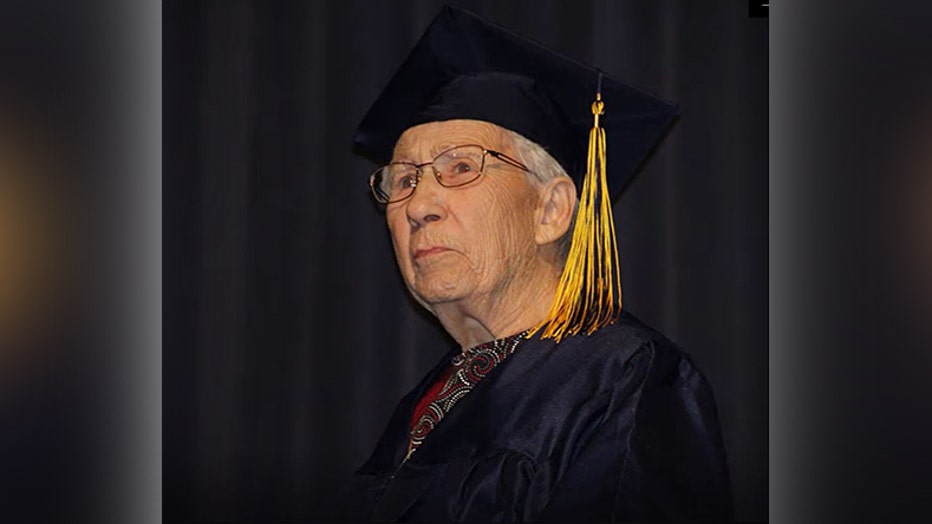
506, 130, 578, 258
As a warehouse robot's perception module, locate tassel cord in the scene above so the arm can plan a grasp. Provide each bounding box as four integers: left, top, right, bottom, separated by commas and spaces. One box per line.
530, 93, 622, 342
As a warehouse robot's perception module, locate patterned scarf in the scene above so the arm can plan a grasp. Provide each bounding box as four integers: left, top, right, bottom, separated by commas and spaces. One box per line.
405, 330, 530, 462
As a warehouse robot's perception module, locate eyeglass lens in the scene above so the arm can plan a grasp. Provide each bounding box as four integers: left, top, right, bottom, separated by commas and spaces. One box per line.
371, 145, 486, 203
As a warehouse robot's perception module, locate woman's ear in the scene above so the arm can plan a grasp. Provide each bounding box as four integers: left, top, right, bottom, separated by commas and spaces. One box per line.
535, 176, 577, 246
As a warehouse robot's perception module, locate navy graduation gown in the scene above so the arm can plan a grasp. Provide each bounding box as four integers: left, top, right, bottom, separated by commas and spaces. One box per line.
345, 311, 732, 522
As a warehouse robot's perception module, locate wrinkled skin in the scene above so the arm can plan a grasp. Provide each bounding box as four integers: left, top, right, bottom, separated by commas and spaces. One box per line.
386, 120, 575, 349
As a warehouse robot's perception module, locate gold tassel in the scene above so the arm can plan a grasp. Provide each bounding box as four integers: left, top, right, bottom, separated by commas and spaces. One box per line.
528, 90, 622, 342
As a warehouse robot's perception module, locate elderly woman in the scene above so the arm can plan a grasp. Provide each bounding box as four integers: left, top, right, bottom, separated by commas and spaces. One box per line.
346, 7, 731, 522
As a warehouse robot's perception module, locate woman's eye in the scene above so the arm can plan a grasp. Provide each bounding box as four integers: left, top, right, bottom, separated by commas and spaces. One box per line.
396, 175, 417, 189
451, 161, 473, 174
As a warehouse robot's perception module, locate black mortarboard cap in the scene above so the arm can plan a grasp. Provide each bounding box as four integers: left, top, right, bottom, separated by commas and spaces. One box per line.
354, 5, 678, 197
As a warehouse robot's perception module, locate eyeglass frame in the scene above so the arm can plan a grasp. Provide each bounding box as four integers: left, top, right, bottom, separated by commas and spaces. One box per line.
368, 144, 534, 204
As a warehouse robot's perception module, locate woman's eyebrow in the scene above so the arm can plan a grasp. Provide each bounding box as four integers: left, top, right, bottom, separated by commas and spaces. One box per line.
390, 145, 414, 163
429, 144, 454, 157
394, 143, 455, 163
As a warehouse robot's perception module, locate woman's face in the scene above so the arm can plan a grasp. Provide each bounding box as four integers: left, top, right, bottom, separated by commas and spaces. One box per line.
385, 119, 543, 311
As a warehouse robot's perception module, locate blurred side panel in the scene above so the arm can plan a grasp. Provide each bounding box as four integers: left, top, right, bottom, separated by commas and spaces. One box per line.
772, 1, 932, 522
0, 1, 160, 523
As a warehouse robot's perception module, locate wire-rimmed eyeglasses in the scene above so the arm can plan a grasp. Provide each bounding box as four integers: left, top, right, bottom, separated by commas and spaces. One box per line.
368, 144, 533, 204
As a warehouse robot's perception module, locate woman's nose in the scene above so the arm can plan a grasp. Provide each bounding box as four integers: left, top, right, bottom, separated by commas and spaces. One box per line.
404, 167, 446, 228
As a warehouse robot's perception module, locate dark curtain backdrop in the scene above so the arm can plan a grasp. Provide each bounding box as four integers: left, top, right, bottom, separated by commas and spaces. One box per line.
164, 1, 767, 522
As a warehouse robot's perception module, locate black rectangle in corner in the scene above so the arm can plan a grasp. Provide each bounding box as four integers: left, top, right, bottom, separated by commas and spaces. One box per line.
749, 1, 769, 18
